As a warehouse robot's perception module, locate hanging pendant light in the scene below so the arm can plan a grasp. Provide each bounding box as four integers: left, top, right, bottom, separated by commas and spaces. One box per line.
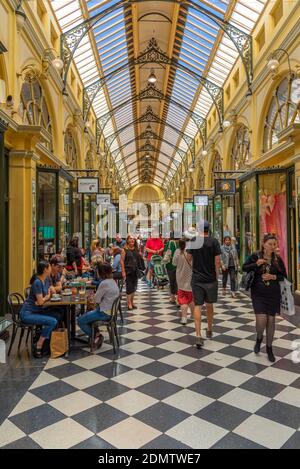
148, 69, 157, 84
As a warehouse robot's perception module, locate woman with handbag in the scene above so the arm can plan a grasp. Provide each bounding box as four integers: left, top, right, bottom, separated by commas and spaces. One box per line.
163, 237, 178, 304
242, 234, 287, 362
121, 234, 144, 310
172, 238, 194, 325
221, 236, 239, 298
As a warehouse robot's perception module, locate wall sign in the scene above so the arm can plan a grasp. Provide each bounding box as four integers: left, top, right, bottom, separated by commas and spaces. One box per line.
97, 193, 111, 205
193, 195, 209, 206
77, 177, 99, 194
214, 179, 236, 195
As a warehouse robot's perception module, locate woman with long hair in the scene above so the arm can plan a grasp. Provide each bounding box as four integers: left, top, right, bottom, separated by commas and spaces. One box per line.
66, 236, 82, 275
121, 234, 144, 310
78, 263, 119, 350
242, 234, 287, 362
20, 261, 61, 357
172, 238, 194, 324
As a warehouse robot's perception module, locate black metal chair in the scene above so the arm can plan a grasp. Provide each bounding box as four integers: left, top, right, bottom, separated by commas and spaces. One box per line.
117, 280, 124, 324
91, 297, 120, 353
7, 293, 36, 356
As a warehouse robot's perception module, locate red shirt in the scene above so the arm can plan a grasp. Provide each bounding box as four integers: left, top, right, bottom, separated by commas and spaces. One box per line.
145, 238, 164, 260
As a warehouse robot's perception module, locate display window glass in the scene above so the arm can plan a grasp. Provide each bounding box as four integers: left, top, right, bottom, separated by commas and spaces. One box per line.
242, 176, 257, 260
213, 196, 222, 242
58, 177, 71, 254
37, 171, 56, 259
258, 173, 288, 270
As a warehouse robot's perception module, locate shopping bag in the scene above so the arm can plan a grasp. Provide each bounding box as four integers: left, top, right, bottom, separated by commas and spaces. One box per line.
280, 278, 295, 316
50, 328, 69, 358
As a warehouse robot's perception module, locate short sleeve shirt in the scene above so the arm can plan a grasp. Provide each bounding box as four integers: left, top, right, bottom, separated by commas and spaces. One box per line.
25, 278, 48, 312
145, 238, 164, 260
187, 237, 221, 283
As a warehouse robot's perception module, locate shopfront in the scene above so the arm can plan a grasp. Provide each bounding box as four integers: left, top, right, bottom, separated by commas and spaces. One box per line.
37, 168, 73, 260
208, 191, 240, 248
240, 167, 296, 286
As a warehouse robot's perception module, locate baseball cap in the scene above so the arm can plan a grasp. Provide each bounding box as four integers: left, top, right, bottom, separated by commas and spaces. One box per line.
50, 257, 65, 266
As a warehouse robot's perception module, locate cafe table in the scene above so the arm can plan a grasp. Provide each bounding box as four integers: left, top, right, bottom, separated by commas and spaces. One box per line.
43, 294, 88, 356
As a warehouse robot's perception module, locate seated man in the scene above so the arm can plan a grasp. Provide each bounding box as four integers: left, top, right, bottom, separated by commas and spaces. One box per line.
47, 258, 66, 293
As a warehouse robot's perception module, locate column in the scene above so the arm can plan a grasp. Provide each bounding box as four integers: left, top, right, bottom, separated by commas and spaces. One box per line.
0, 117, 8, 316
9, 150, 39, 295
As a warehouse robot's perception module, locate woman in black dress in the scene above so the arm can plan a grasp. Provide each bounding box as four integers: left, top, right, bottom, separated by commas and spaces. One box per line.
242, 234, 287, 362
121, 235, 144, 310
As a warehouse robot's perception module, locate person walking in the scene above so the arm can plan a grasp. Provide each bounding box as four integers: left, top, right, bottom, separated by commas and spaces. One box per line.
121, 234, 144, 310
242, 233, 287, 362
221, 236, 239, 298
145, 231, 164, 286
164, 237, 178, 303
172, 239, 194, 324
186, 221, 221, 348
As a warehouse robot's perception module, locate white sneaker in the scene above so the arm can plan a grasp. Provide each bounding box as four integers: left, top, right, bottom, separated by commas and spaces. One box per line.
180, 317, 187, 325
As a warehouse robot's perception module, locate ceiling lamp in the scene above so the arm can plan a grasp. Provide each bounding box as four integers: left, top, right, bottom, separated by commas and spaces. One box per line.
222, 120, 231, 129
145, 153, 150, 158
51, 56, 64, 72
267, 58, 279, 72
148, 69, 157, 84
189, 164, 195, 172
202, 149, 208, 157
181, 178, 185, 183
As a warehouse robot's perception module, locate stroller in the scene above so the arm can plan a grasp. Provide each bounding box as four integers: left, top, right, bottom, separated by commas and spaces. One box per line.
151, 255, 169, 289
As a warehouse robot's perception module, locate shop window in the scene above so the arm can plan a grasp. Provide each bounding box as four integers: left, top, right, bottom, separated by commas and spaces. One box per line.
263, 77, 300, 152
242, 176, 257, 260
259, 172, 288, 271
20, 77, 53, 152
37, 171, 57, 259
270, 0, 283, 28
231, 125, 250, 170
64, 126, 78, 168
58, 177, 71, 253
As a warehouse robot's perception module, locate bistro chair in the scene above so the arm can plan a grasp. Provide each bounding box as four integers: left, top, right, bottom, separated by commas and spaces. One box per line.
90, 296, 120, 354
7, 293, 35, 356
117, 279, 124, 324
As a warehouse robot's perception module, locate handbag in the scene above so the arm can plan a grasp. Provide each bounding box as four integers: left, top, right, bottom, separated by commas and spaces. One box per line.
86, 290, 96, 311
50, 328, 69, 358
280, 278, 295, 316
241, 271, 255, 291
162, 241, 175, 265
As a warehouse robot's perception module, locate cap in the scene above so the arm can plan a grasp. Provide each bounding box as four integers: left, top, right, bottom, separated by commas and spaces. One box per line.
184, 227, 198, 240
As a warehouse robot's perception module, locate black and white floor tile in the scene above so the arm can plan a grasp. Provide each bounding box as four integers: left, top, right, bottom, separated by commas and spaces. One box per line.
1, 283, 300, 449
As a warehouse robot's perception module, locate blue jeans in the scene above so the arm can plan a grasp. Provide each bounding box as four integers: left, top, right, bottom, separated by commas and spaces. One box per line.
20, 307, 59, 339
77, 308, 111, 338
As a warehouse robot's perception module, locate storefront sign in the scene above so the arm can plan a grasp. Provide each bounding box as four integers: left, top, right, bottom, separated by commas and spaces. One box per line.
215, 179, 236, 195
77, 177, 99, 194
97, 193, 111, 205
193, 195, 209, 206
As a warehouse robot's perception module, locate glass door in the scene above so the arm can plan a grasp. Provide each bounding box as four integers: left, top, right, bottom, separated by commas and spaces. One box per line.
58, 177, 72, 255
213, 196, 222, 242
37, 171, 57, 260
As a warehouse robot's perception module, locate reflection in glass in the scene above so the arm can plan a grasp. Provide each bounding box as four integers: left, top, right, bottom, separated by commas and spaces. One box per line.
37, 172, 56, 260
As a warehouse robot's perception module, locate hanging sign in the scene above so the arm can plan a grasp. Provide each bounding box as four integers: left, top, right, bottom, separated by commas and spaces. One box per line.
193, 195, 209, 206
97, 193, 111, 205
77, 177, 99, 194
214, 179, 236, 195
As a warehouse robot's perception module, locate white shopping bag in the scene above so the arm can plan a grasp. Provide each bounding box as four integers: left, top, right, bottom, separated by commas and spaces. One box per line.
280, 278, 295, 316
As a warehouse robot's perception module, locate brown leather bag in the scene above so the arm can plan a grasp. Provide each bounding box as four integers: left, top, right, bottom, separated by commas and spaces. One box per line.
87, 291, 96, 311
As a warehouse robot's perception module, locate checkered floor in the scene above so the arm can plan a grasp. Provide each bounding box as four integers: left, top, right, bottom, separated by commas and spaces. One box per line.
1, 283, 300, 449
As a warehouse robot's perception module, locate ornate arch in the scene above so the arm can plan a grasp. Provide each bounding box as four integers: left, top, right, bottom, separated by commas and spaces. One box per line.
263, 76, 300, 152
64, 125, 78, 168
20, 73, 53, 151
230, 124, 250, 170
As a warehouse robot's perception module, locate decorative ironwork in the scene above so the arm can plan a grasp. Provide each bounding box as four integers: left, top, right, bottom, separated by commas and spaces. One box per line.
81, 37, 223, 126
96, 83, 207, 144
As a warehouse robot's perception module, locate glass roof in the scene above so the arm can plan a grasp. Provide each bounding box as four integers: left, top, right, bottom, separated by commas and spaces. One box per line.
50, 0, 267, 190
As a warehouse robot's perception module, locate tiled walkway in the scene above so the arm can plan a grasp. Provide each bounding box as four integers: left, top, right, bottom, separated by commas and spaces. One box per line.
1, 283, 300, 449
